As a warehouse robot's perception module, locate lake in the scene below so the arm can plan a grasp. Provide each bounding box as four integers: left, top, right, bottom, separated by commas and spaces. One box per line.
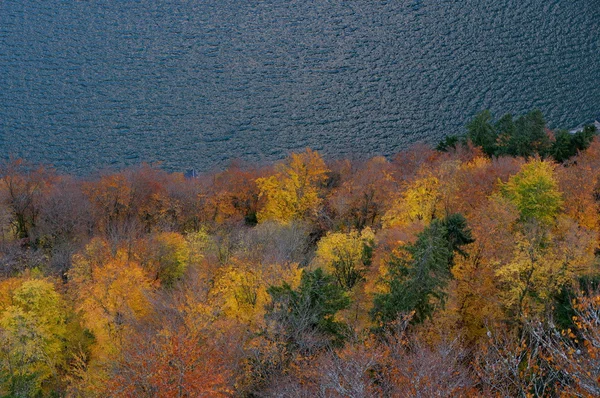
1, 0, 599, 174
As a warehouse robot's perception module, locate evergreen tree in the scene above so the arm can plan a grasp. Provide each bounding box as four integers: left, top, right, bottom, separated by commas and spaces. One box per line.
571, 124, 597, 154
372, 214, 473, 326
548, 130, 574, 163
466, 110, 497, 156
507, 110, 549, 157
436, 135, 460, 152
443, 213, 475, 261
495, 113, 517, 155
550, 124, 597, 163
267, 268, 350, 351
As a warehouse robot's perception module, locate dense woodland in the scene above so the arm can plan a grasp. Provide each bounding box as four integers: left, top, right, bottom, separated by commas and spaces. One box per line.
2, 111, 600, 397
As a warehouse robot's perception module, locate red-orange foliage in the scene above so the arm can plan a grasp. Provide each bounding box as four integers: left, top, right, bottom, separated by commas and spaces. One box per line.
0, 159, 56, 239
3, 136, 600, 396
109, 327, 232, 397
83, 172, 136, 239
328, 156, 397, 230
196, 162, 263, 226
557, 140, 600, 233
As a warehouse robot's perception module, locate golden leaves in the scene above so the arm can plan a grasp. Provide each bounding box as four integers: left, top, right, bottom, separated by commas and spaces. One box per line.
256, 149, 329, 223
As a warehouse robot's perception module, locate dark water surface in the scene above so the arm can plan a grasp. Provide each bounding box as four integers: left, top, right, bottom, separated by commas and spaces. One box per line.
1, 0, 599, 173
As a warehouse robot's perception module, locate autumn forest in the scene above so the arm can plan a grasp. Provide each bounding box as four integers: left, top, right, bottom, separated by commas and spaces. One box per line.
2, 113, 600, 397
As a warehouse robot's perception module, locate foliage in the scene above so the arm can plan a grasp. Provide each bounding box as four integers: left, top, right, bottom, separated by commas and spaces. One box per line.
372, 214, 473, 325
501, 159, 563, 224
436, 134, 461, 152
530, 289, 600, 397
495, 217, 596, 319
69, 239, 154, 362
267, 268, 350, 351
82, 173, 134, 238
314, 228, 375, 290
382, 173, 440, 228
256, 149, 329, 223
506, 109, 550, 157
466, 109, 497, 156
0, 121, 599, 395
327, 156, 396, 230
137, 232, 190, 287
109, 327, 232, 397
211, 258, 302, 327
455, 109, 596, 163
0, 279, 67, 396
474, 326, 561, 397
0, 159, 54, 240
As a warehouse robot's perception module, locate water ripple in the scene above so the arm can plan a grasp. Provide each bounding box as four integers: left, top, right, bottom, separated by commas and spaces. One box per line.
0, 0, 599, 173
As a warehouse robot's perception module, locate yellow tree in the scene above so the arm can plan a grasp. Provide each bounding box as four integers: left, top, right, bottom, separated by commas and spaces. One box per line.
495, 217, 596, 319
186, 228, 211, 266
135, 232, 190, 287
314, 228, 375, 290
382, 173, 440, 228
69, 239, 154, 367
501, 159, 563, 225
314, 228, 376, 329
256, 149, 329, 223
0, 279, 67, 396
448, 196, 519, 341
210, 257, 302, 328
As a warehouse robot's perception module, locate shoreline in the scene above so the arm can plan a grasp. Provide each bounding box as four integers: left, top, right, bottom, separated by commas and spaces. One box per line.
569, 117, 600, 134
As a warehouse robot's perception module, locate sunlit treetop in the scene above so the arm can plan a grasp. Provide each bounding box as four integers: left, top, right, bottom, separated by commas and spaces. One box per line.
256, 149, 329, 224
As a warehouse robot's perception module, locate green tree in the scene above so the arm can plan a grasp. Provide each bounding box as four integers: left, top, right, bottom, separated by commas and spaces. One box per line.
548, 126, 597, 163
493, 113, 517, 155
444, 213, 476, 261
466, 110, 497, 156
267, 268, 350, 351
436, 135, 461, 152
506, 110, 550, 157
548, 130, 574, 163
571, 124, 598, 154
372, 214, 473, 325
